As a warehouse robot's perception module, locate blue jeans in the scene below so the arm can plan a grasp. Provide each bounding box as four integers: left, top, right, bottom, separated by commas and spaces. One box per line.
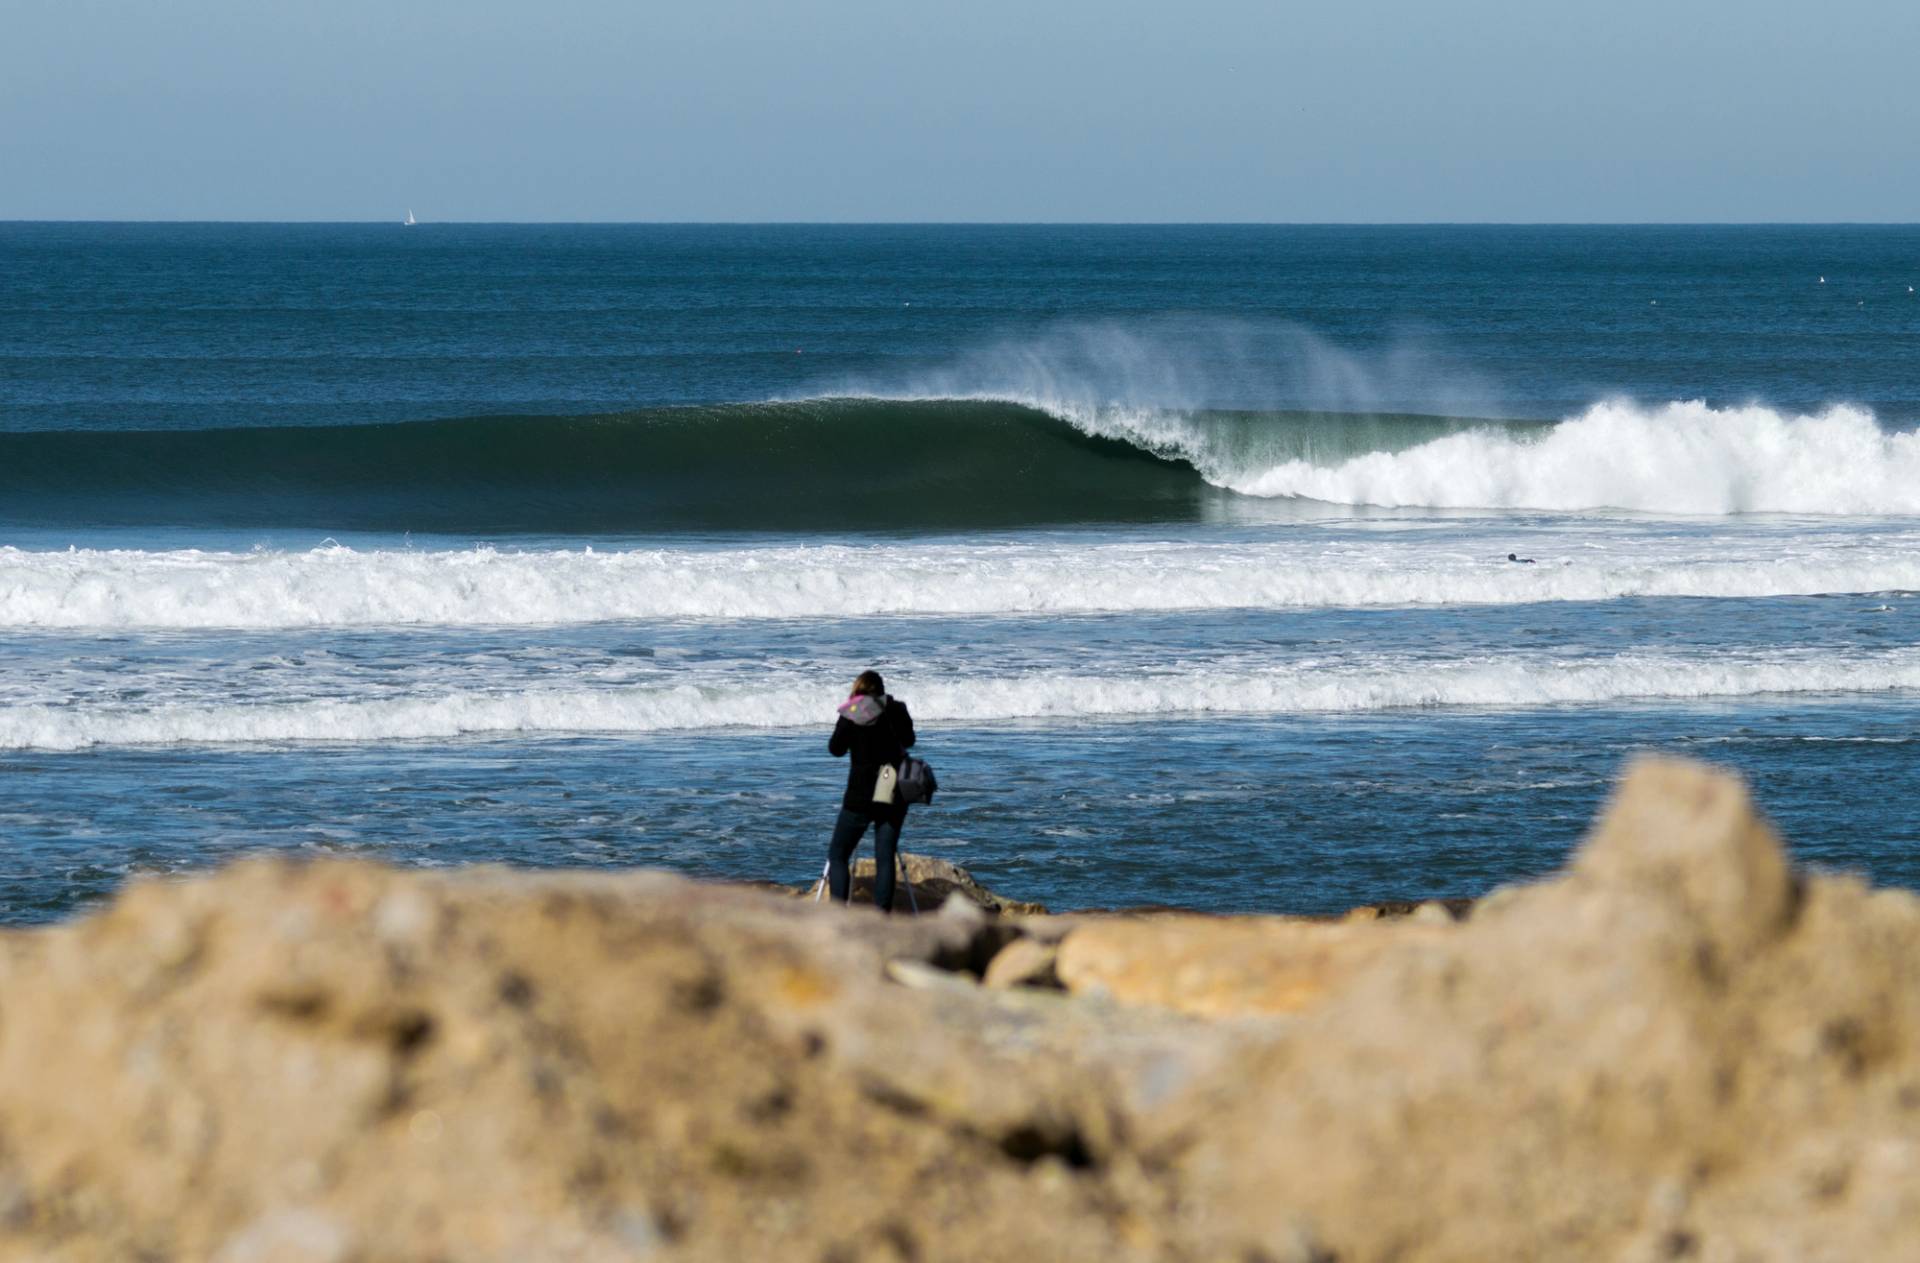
827, 808, 902, 911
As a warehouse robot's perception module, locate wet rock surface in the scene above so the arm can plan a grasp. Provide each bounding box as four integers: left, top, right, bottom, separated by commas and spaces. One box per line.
3, 757, 1919, 1260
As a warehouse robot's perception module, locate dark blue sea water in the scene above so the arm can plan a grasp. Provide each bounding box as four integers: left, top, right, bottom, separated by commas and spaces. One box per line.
4, 223, 1920, 921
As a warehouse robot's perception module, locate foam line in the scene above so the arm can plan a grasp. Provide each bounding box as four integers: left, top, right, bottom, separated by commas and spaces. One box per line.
5, 537, 1920, 630
7, 651, 1917, 751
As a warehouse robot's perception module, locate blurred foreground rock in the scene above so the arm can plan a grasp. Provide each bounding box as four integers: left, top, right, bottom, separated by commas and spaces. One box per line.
3, 757, 1920, 1260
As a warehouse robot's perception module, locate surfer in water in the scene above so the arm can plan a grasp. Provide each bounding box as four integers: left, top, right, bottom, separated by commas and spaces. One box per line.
1507, 553, 1537, 564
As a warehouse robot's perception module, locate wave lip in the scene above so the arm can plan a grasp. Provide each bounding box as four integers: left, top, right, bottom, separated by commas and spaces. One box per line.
7, 650, 1918, 752
9, 537, 1920, 629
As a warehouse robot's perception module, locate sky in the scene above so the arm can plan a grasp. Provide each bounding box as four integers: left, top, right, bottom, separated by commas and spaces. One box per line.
3, 0, 1917, 222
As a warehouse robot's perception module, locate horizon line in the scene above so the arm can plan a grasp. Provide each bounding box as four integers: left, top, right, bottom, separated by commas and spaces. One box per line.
5, 218, 1920, 229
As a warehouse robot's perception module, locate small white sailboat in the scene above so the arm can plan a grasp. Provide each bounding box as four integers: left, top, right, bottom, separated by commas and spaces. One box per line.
404, 209, 417, 227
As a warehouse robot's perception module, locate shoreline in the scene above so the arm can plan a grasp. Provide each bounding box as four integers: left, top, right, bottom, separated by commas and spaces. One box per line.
767, 853, 1480, 924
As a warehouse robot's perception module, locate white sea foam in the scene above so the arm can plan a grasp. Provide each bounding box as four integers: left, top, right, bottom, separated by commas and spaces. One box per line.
5, 531, 1920, 630
1223, 401, 1920, 514
5, 650, 1916, 751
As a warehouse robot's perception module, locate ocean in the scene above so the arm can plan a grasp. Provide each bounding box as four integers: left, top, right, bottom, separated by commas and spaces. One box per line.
4, 222, 1920, 922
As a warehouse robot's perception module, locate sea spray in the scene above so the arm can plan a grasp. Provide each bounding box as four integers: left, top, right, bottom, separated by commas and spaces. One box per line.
855, 319, 1508, 436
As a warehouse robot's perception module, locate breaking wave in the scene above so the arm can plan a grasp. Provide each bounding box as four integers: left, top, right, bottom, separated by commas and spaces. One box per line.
6, 651, 1918, 751
4, 394, 1919, 532
8, 535, 1920, 629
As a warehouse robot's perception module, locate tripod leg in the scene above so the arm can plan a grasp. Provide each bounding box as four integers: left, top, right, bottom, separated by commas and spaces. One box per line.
814, 860, 829, 903
900, 852, 919, 915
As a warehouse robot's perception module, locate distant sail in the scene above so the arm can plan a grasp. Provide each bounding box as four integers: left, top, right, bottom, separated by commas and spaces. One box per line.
404, 209, 417, 226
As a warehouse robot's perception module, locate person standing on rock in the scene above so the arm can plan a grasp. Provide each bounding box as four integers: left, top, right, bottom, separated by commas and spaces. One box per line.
827, 670, 916, 911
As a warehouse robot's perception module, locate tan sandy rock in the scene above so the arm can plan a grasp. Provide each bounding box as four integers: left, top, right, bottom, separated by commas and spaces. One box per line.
980, 936, 1060, 990
1175, 755, 1920, 1261
0, 861, 1196, 1262
2, 757, 1920, 1262
1054, 913, 1455, 1017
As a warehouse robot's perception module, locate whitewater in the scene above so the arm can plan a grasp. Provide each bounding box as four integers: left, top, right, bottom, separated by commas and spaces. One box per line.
1222, 401, 1920, 514
7, 647, 1918, 752
8, 515, 1920, 630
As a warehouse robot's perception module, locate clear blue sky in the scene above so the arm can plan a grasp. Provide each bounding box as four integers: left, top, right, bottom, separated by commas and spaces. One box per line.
4, 0, 1916, 222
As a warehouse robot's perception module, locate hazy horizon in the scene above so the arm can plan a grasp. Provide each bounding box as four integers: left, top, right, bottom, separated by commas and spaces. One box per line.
9, 219, 1920, 227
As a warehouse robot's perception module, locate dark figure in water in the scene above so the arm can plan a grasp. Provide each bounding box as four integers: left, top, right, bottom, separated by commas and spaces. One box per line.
1508, 552, 1537, 564
826, 670, 916, 911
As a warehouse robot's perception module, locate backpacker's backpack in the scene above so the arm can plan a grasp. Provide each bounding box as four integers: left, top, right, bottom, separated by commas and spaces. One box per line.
897, 755, 938, 805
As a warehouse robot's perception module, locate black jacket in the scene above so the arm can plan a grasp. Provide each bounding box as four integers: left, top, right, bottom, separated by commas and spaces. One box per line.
829, 696, 916, 817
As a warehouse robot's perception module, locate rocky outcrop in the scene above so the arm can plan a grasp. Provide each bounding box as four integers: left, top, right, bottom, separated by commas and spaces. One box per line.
803, 852, 1050, 916
1, 757, 1919, 1260
0, 863, 1151, 1262
1184, 758, 1920, 1261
